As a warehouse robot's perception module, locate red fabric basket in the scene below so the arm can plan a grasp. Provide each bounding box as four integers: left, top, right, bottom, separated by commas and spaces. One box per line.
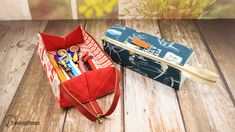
37, 25, 121, 122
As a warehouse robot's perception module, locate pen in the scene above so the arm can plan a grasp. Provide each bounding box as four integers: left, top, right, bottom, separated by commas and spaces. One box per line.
82, 52, 99, 70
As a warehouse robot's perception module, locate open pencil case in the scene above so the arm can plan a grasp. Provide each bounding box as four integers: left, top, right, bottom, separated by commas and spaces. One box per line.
37, 25, 121, 122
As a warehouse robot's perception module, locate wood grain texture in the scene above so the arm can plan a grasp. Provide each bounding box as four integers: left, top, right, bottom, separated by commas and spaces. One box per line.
197, 20, 235, 103
63, 20, 124, 132
0, 20, 86, 132
0, 21, 47, 125
158, 20, 235, 132
0, 52, 66, 132
1, 20, 235, 132
123, 20, 185, 132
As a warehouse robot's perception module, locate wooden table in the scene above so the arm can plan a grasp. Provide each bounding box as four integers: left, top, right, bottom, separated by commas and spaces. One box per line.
0, 20, 234, 132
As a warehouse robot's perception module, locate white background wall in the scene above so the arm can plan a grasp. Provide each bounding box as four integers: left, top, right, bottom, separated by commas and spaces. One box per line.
0, 0, 31, 20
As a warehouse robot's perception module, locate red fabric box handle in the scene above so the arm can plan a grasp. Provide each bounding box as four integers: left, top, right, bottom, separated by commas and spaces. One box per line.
39, 25, 121, 122
60, 67, 121, 122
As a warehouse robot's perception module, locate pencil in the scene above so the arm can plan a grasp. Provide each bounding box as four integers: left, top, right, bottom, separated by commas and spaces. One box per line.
49, 54, 68, 83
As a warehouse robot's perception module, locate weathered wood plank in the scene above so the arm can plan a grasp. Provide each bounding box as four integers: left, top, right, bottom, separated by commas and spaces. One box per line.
63, 20, 124, 132
0, 52, 66, 132
0, 20, 85, 131
197, 20, 235, 103
158, 20, 235, 132
123, 20, 185, 132
0, 21, 47, 125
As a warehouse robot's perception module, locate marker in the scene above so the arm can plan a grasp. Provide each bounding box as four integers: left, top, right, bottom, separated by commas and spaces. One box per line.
82, 52, 99, 70
78, 52, 88, 73
68, 55, 81, 76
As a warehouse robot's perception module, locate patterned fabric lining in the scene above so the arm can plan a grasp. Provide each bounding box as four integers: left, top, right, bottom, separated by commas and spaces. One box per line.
81, 28, 113, 68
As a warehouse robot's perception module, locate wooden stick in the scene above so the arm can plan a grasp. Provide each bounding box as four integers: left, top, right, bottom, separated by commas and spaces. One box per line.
103, 36, 219, 84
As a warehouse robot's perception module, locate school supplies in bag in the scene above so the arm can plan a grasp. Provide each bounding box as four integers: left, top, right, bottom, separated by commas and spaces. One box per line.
102, 25, 218, 89
37, 25, 121, 122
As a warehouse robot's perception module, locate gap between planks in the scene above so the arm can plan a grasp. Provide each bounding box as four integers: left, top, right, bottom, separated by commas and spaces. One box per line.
2, 20, 234, 132
0, 20, 87, 132
123, 20, 186, 132
157, 20, 188, 132
194, 20, 235, 106
0, 20, 48, 126
60, 20, 88, 132
61, 20, 125, 132
158, 20, 235, 132
120, 20, 126, 132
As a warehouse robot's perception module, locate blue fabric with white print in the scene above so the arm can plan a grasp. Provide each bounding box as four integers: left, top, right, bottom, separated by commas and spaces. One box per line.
102, 25, 193, 89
